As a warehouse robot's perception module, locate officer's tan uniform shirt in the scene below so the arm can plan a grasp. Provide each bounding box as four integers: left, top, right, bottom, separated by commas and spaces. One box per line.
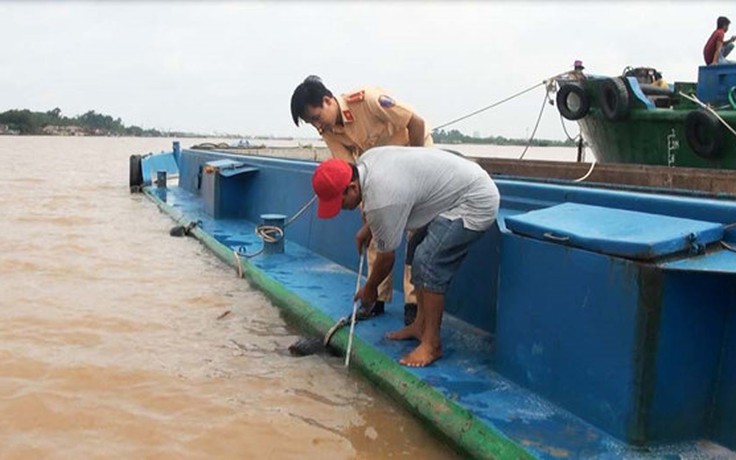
321, 87, 433, 163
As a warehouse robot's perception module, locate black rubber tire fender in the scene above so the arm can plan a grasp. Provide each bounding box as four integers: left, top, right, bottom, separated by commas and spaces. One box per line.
556, 83, 590, 121
599, 77, 630, 121
129, 154, 143, 192
685, 110, 724, 159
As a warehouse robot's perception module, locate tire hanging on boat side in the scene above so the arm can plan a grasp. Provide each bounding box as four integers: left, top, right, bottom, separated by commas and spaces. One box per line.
685, 110, 724, 159
129, 154, 143, 193
556, 83, 590, 120
599, 77, 630, 121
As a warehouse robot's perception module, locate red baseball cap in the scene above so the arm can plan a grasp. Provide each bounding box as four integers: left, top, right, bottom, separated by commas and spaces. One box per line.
312, 158, 353, 219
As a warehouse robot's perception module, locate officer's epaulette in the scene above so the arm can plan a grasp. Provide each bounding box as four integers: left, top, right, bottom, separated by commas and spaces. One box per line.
345, 90, 365, 104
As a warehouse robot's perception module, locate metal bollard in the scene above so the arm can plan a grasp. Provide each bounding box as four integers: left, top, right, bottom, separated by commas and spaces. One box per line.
260, 213, 286, 254
157, 170, 167, 188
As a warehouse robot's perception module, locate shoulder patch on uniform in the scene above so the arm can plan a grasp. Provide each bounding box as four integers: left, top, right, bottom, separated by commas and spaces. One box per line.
378, 95, 395, 108
342, 109, 354, 123
346, 90, 365, 103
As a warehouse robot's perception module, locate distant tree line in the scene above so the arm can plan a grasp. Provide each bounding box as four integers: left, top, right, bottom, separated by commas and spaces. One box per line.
0, 108, 163, 136
0, 108, 577, 143
432, 129, 575, 147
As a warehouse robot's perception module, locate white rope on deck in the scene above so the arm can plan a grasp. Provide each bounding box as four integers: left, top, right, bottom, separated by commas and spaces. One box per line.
235, 194, 317, 260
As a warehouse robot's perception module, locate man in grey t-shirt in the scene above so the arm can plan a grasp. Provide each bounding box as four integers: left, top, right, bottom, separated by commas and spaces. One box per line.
312, 146, 500, 367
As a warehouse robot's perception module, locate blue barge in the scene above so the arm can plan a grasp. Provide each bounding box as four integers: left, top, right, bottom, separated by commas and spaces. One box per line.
132, 142, 736, 458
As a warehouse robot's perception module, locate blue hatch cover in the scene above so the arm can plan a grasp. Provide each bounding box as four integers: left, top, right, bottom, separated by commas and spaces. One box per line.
504, 203, 724, 260
205, 159, 259, 178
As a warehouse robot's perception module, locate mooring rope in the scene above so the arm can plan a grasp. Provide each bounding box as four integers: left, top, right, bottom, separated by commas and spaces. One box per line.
286, 194, 318, 226
430, 69, 575, 162
431, 81, 547, 132
722, 241, 736, 252
572, 161, 597, 182
323, 317, 348, 347
720, 222, 736, 253
432, 70, 574, 131
559, 112, 581, 143
510, 80, 594, 181
561, 113, 591, 180
518, 83, 554, 160
679, 92, 736, 139
235, 194, 317, 260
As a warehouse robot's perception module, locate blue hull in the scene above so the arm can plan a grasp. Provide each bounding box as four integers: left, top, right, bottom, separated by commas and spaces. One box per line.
135, 143, 736, 459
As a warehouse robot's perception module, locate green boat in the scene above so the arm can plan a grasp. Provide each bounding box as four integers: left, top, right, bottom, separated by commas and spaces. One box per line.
555, 64, 736, 169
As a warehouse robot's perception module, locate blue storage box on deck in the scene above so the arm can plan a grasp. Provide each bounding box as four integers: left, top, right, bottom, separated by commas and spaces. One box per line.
201, 159, 258, 218
696, 63, 736, 105
504, 202, 724, 260
496, 203, 732, 446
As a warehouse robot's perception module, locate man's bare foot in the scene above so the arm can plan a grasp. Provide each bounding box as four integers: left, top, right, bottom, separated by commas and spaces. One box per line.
399, 343, 442, 367
386, 324, 422, 341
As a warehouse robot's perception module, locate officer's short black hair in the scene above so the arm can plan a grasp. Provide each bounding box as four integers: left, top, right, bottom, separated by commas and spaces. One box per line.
718, 16, 730, 29
290, 75, 334, 126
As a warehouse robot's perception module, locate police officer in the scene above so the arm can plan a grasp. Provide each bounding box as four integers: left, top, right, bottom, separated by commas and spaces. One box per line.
291, 75, 432, 324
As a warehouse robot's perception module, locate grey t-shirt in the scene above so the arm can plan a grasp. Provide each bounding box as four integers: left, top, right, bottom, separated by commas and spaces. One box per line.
357, 146, 500, 252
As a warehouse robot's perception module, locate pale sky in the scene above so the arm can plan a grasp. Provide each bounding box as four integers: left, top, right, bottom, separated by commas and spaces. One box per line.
1, 1, 728, 140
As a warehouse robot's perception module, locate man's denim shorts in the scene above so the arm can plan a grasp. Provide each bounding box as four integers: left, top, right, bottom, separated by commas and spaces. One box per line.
406, 216, 486, 293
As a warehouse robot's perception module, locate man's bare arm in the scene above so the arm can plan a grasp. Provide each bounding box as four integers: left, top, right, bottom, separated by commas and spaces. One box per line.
407, 114, 427, 146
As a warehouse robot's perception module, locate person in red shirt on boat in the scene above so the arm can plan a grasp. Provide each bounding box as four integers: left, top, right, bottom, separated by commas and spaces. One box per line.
290, 75, 433, 326
704, 16, 736, 65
